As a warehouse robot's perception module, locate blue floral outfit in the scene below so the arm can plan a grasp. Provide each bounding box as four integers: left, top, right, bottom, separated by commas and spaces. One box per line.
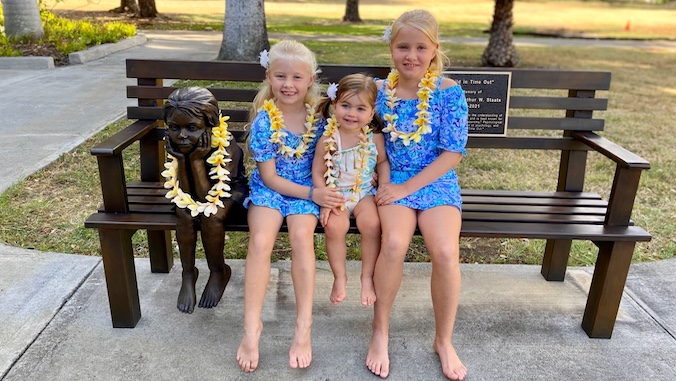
375, 77, 468, 211
245, 109, 325, 218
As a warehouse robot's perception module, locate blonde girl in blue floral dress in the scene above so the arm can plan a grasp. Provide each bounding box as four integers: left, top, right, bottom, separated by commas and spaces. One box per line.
312, 74, 390, 306
236, 40, 344, 373
367, 10, 469, 381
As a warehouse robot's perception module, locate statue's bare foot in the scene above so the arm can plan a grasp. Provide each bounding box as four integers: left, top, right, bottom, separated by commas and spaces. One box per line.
329, 275, 347, 304
198, 264, 231, 308
360, 276, 376, 306
366, 330, 389, 378
177, 267, 198, 313
433, 339, 467, 380
289, 321, 312, 369
237, 321, 263, 372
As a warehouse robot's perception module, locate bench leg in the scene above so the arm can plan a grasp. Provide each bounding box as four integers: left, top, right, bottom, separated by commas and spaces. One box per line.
581, 240, 635, 339
147, 230, 173, 273
541, 239, 572, 281
98, 228, 141, 328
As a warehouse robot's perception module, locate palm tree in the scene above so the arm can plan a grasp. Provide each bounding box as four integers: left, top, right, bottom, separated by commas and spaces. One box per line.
482, 0, 520, 67
343, 0, 361, 22
110, 0, 140, 15
218, 0, 269, 61
1, 0, 44, 41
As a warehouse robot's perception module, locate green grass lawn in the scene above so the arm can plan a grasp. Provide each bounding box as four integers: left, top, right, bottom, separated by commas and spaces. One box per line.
51, 0, 676, 40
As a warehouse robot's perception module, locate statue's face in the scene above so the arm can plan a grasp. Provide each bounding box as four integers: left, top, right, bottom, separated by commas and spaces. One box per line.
166, 110, 207, 154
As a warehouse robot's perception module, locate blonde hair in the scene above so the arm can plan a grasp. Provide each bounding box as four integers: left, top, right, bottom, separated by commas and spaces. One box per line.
250, 40, 322, 121
389, 9, 449, 72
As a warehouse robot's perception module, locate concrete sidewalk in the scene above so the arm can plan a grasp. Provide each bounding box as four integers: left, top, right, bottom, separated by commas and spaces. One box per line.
2, 252, 675, 380
0, 30, 675, 380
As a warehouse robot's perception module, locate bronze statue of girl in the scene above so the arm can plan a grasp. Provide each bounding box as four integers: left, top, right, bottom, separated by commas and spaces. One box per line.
163, 87, 248, 313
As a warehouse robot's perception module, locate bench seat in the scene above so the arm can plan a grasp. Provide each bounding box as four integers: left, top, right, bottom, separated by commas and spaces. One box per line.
86, 184, 650, 241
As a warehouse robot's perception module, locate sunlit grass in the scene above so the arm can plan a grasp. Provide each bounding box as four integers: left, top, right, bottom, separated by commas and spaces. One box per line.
51, 0, 676, 39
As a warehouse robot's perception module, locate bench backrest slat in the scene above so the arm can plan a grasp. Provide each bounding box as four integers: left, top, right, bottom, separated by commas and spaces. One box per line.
508, 116, 604, 131
127, 60, 267, 81
509, 96, 607, 111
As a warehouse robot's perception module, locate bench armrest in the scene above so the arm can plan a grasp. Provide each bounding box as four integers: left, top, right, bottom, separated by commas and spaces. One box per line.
91, 119, 164, 213
572, 131, 650, 170
572, 131, 650, 226
91, 119, 159, 156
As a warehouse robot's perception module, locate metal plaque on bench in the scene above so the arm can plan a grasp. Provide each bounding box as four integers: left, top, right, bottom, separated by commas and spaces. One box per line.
445, 71, 512, 136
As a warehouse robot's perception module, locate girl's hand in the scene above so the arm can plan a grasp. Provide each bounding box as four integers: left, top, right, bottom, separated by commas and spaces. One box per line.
319, 207, 332, 227
165, 137, 184, 160
371, 171, 379, 187
375, 182, 408, 206
313, 187, 345, 209
191, 131, 211, 162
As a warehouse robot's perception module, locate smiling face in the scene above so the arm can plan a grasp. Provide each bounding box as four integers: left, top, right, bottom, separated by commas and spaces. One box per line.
334, 92, 375, 134
390, 24, 438, 81
166, 110, 207, 154
266, 58, 315, 108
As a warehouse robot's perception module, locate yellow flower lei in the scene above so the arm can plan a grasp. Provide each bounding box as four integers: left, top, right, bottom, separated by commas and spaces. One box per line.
382, 68, 439, 146
323, 115, 373, 209
162, 114, 233, 217
264, 99, 317, 158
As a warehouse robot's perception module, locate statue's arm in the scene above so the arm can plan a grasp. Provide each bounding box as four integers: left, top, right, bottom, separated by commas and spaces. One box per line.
189, 132, 213, 200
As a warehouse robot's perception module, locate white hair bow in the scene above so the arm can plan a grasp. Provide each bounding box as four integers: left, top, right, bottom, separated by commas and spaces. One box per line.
382, 25, 392, 43
327, 83, 338, 101
259, 49, 269, 69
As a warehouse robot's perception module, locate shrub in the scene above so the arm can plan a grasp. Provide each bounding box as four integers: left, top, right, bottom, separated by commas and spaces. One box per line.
40, 10, 136, 55
0, 8, 136, 59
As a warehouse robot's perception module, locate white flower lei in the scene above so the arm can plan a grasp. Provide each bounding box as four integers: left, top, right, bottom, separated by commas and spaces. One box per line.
264, 99, 318, 158
382, 68, 439, 146
162, 114, 233, 217
323, 115, 373, 209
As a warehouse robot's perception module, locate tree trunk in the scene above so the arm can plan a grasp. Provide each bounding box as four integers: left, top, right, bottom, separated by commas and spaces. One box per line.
110, 0, 140, 15
138, 0, 158, 18
1, 0, 44, 41
218, 0, 269, 62
342, 0, 361, 22
481, 0, 520, 67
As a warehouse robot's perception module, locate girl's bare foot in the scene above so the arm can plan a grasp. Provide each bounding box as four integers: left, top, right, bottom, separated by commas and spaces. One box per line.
433, 339, 467, 380
289, 322, 312, 368
360, 276, 376, 306
366, 330, 389, 378
330, 275, 347, 304
236, 322, 262, 372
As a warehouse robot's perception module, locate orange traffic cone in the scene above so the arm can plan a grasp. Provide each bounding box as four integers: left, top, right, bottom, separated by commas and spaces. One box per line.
625, 20, 631, 31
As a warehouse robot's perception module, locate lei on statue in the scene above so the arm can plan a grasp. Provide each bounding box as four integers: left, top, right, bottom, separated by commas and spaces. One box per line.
162, 114, 233, 217
382, 68, 439, 146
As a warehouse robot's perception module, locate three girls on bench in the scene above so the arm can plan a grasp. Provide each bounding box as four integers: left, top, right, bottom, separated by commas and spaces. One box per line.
368, 9, 469, 381
236, 40, 344, 372
312, 74, 389, 306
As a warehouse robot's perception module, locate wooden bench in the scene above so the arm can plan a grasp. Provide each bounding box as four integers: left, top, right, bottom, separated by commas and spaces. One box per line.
84, 59, 651, 339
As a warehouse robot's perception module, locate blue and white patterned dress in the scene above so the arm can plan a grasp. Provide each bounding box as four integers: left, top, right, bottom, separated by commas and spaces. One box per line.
375, 77, 468, 211
329, 129, 378, 213
245, 109, 326, 218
